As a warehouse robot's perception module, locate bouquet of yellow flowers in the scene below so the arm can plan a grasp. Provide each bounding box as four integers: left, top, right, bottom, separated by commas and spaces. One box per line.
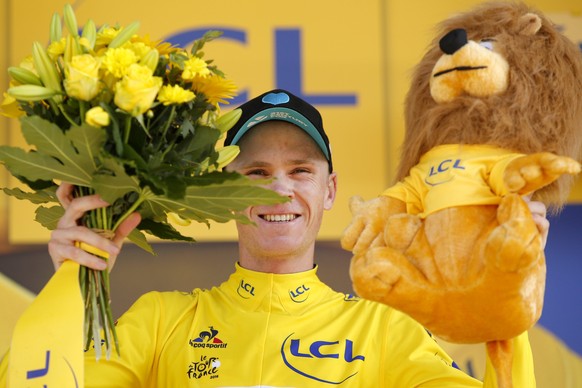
0, 5, 284, 360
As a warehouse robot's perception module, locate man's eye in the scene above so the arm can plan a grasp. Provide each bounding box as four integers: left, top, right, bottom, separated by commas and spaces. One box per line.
292, 167, 310, 174
247, 169, 268, 176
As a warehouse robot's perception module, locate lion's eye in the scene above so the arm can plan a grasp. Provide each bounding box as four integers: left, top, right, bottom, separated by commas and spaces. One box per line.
479, 39, 495, 50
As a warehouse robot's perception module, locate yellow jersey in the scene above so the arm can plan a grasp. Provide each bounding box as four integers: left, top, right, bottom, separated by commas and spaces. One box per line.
0, 263, 534, 387
384, 144, 523, 218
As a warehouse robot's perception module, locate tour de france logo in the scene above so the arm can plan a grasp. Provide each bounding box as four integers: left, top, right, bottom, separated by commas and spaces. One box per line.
187, 326, 228, 380
187, 355, 221, 380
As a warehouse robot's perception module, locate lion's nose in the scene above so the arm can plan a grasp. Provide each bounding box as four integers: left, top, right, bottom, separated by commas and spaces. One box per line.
439, 28, 468, 54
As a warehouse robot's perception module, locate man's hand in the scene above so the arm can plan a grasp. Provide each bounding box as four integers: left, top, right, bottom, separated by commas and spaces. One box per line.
523, 195, 549, 249
47, 183, 141, 271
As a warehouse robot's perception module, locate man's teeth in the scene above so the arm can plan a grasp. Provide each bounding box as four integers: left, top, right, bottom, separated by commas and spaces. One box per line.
262, 214, 297, 222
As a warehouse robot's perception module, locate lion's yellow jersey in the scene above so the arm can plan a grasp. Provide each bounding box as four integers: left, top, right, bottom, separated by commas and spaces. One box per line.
384, 144, 524, 218
0, 263, 534, 387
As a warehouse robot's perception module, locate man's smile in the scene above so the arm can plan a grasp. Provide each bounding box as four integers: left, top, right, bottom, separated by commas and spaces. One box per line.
260, 214, 299, 222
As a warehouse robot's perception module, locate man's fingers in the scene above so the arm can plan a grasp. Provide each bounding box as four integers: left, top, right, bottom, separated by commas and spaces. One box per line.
526, 200, 547, 220
522, 197, 550, 249
56, 194, 109, 229
113, 212, 141, 246
48, 241, 108, 271
49, 226, 120, 270
56, 182, 75, 208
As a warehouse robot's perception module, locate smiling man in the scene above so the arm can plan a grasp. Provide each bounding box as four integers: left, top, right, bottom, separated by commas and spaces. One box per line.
1, 89, 542, 387
224, 90, 336, 274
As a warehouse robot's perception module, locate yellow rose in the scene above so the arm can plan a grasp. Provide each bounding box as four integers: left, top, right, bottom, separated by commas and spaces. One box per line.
64, 54, 102, 101
85, 106, 110, 127
157, 84, 195, 105
114, 63, 162, 116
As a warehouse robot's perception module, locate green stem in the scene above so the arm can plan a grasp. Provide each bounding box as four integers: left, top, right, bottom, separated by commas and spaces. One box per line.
111, 194, 145, 231
123, 115, 132, 144
97, 271, 112, 359
79, 101, 88, 124
154, 106, 176, 153
58, 104, 78, 127
89, 270, 102, 361
48, 98, 60, 116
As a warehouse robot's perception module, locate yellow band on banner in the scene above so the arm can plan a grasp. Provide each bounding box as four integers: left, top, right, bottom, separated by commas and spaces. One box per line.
8, 260, 84, 387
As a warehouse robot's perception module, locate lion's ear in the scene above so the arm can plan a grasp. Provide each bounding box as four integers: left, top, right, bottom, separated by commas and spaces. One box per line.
519, 13, 542, 36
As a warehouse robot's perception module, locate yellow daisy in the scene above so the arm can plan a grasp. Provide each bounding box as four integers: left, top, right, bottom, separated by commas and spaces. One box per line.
192, 74, 237, 105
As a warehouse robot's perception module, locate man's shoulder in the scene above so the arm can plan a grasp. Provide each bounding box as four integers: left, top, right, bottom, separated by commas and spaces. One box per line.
131, 289, 202, 313
334, 292, 397, 315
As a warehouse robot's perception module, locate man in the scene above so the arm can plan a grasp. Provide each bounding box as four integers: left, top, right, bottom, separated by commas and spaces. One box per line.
2, 89, 541, 386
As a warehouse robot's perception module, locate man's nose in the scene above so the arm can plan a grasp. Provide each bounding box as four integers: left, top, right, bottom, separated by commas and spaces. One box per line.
269, 175, 294, 198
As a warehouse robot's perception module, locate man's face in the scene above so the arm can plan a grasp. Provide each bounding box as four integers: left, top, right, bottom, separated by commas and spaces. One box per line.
227, 121, 337, 265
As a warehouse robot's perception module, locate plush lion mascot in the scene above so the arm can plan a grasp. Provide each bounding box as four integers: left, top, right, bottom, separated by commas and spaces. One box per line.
341, 2, 582, 386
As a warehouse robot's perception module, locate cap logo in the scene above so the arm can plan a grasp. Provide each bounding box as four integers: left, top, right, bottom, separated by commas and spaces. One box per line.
262, 92, 290, 105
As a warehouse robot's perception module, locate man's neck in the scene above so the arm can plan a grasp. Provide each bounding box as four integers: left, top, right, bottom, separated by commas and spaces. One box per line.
238, 250, 315, 274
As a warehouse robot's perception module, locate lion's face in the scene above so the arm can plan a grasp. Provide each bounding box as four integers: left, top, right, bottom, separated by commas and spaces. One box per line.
430, 28, 510, 103
398, 2, 582, 207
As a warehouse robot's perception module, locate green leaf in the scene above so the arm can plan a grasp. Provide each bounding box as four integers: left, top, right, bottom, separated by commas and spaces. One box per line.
92, 158, 140, 204
191, 30, 223, 56
138, 218, 196, 242
126, 229, 155, 254
2, 187, 57, 204
35, 205, 65, 230
20, 116, 95, 183
0, 146, 90, 186
67, 123, 107, 172
160, 175, 187, 200
0, 117, 103, 187
138, 174, 287, 225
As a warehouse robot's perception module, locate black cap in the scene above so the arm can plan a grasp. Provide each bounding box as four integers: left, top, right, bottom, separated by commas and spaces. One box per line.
224, 89, 333, 172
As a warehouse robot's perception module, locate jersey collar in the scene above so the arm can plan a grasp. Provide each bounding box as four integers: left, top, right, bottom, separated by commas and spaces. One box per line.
224, 263, 332, 313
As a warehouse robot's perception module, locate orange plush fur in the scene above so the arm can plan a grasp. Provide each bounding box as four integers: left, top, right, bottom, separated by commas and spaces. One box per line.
342, 2, 582, 387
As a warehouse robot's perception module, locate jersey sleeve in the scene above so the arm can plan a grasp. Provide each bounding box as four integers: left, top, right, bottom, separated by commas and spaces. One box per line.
0, 292, 163, 388
487, 153, 524, 196
383, 309, 483, 386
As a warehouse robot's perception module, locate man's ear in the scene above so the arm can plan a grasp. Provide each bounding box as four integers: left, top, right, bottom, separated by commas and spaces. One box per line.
324, 172, 338, 210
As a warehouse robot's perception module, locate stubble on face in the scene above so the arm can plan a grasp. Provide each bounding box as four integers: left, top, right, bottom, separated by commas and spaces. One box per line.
227, 121, 336, 273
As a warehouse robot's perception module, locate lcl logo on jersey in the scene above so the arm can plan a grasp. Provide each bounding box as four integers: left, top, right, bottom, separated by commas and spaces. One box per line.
289, 284, 310, 303
280, 333, 365, 384
237, 279, 256, 299
424, 158, 465, 186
